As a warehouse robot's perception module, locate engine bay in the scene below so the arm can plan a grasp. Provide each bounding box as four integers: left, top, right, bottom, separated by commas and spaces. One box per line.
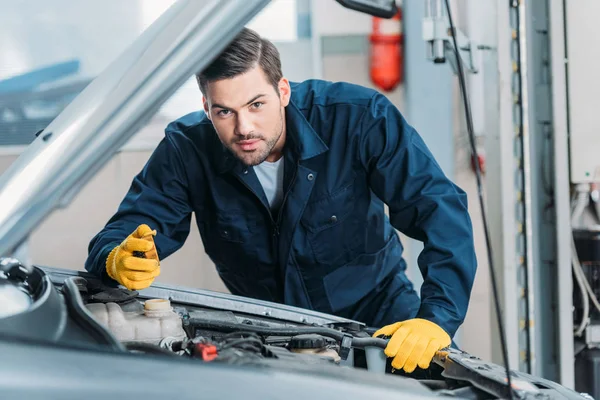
0, 261, 588, 400
83, 274, 390, 372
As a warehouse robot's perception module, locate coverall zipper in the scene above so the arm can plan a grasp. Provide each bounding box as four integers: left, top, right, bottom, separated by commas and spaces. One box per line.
234, 163, 298, 263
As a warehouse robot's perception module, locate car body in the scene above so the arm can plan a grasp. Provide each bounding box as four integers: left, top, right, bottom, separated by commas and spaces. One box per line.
0, 263, 589, 399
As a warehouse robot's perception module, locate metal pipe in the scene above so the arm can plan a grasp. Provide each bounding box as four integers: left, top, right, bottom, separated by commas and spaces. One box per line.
0, 0, 270, 257
424, 0, 447, 62
518, 0, 535, 375
548, 0, 574, 387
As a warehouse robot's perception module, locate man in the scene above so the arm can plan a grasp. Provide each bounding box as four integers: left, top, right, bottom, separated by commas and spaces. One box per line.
85, 28, 477, 373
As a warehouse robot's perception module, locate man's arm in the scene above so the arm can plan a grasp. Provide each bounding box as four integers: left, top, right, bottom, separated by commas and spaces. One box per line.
358, 92, 477, 335
85, 129, 194, 281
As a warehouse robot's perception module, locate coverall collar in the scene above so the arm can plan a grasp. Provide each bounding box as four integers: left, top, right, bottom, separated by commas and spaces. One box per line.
216, 99, 328, 174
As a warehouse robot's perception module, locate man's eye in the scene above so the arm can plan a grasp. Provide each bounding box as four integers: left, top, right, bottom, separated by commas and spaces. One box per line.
251, 102, 263, 109
217, 110, 231, 116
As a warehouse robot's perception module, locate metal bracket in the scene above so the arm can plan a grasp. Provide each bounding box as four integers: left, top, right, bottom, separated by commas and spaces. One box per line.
422, 0, 479, 74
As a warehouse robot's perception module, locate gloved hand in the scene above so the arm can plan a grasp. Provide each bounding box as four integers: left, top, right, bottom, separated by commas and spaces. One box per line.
106, 224, 160, 291
373, 318, 451, 373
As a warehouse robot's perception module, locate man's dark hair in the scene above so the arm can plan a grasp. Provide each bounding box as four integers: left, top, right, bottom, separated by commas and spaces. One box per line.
196, 28, 283, 95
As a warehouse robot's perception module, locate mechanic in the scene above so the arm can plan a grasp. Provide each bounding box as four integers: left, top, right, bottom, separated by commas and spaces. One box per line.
85, 27, 477, 373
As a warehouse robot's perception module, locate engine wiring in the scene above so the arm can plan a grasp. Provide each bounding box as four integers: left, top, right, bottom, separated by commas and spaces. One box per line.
218, 332, 265, 351
157, 331, 274, 364
442, 0, 515, 398
571, 186, 600, 337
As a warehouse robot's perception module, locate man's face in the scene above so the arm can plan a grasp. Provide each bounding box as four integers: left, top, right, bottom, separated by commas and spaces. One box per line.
203, 65, 291, 166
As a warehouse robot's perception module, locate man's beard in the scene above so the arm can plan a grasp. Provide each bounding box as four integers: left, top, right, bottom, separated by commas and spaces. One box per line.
226, 112, 284, 167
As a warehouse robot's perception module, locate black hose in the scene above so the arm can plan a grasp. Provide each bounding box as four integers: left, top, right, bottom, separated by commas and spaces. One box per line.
187, 318, 389, 350
190, 318, 345, 338
351, 337, 388, 349
125, 342, 179, 357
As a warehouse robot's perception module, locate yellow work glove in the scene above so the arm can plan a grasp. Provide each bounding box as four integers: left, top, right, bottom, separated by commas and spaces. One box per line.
373, 318, 451, 373
106, 224, 160, 291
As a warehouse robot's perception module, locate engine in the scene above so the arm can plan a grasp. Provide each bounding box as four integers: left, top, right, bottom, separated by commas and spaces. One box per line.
85, 295, 383, 370
0, 260, 391, 374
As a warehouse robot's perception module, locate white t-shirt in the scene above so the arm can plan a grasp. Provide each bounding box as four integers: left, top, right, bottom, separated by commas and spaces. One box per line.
254, 157, 284, 211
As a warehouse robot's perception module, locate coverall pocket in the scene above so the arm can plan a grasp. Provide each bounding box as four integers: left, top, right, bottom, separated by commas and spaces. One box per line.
204, 212, 255, 266
322, 236, 402, 313
301, 184, 360, 265
214, 213, 252, 243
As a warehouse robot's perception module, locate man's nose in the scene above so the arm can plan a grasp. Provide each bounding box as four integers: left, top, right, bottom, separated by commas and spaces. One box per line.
235, 113, 253, 136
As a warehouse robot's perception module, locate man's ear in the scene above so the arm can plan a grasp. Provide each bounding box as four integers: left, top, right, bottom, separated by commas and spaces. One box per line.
278, 78, 291, 107
202, 96, 211, 120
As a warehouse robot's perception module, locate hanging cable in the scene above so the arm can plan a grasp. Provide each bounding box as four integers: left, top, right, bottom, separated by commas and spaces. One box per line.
571, 185, 600, 336
572, 189, 591, 336
572, 236, 592, 336
442, 0, 514, 398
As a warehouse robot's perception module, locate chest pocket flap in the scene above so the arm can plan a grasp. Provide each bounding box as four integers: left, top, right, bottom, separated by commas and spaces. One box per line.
202, 211, 256, 269
214, 212, 252, 243
302, 184, 355, 232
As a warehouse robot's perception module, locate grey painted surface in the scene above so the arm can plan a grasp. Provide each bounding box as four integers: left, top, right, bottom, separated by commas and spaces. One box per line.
565, 0, 600, 183
402, 0, 453, 312
525, 0, 555, 380
549, 0, 574, 388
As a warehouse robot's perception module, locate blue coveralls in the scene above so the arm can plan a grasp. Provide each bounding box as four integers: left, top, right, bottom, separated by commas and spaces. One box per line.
85, 79, 477, 337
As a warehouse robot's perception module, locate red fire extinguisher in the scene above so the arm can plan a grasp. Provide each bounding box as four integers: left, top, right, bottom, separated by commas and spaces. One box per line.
369, 9, 403, 92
